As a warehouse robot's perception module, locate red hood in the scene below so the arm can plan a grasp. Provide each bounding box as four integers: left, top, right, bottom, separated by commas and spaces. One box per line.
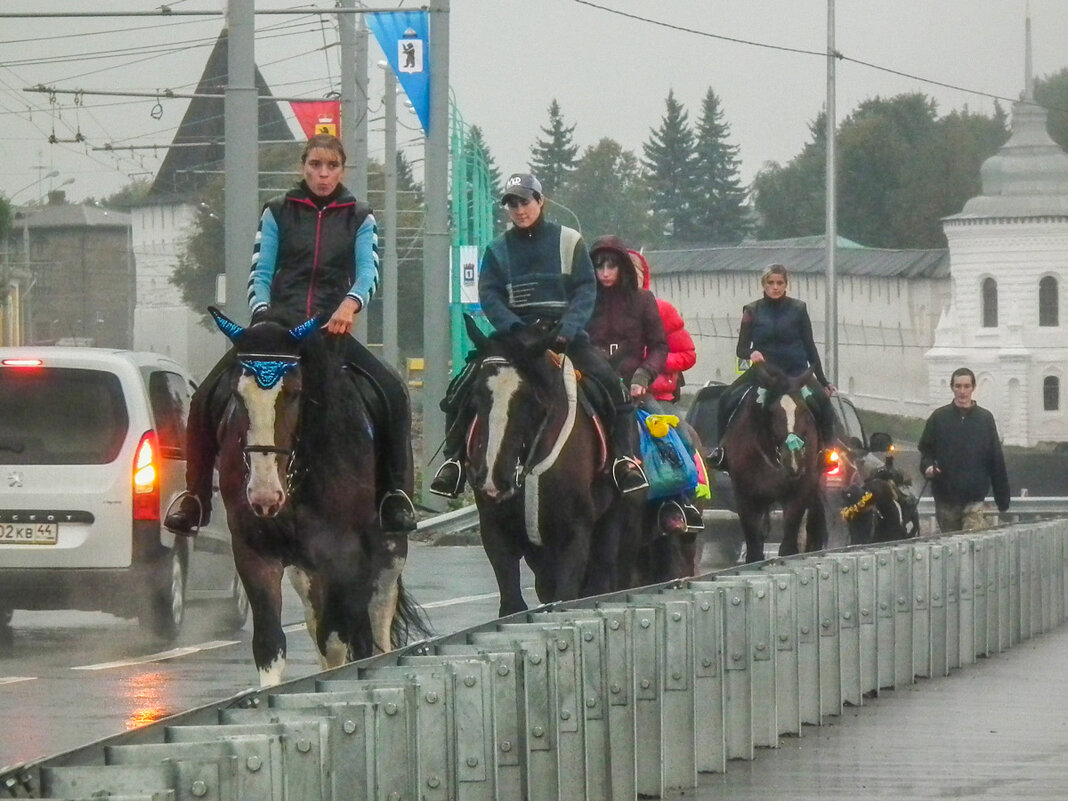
628, 249, 652, 290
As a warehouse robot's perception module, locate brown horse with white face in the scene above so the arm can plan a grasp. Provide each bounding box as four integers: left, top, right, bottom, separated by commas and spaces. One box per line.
208, 307, 425, 686
721, 363, 828, 562
461, 320, 644, 616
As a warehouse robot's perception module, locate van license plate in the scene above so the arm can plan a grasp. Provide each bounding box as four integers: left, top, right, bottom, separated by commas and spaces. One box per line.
0, 523, 59, 545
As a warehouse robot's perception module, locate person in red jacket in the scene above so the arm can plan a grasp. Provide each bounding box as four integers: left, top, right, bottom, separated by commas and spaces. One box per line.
626, 248, 704, 533
629, 250, 697, 404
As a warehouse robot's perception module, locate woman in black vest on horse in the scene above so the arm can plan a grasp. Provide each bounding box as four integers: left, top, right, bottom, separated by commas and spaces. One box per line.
166, 134, 416, 535
709, 263, 837, 471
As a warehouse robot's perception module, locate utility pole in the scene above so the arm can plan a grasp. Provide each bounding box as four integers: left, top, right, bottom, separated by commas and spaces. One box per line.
224, 0, 257, 323
340, 1, 370, 342
421, 0, 450, 510
382, 66, 399, 369
824, 0, 838, 385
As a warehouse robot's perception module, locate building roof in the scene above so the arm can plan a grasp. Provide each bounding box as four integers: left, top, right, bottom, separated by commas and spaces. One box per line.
16, 203, 130, 230
946, 97, 1068, 221
644, 237, 950, 280
146, 30, 295, 203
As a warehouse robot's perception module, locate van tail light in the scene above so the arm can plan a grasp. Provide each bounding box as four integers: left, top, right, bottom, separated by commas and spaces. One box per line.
133, 430, 160, 521
824, 448, 842, 476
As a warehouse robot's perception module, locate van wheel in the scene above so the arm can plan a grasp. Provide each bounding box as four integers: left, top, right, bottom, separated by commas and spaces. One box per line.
215, 572, 249, 633
140, 542, 187, 642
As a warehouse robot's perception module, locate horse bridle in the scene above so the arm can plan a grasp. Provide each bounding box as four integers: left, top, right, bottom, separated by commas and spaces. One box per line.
475, 355, 556, 488
233, 352, 304, 494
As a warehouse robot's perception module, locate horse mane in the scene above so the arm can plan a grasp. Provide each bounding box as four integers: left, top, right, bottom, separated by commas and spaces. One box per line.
478, 326, 559, 390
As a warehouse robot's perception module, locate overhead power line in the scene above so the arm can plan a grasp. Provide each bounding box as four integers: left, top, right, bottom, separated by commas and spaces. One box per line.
572, 0, 1060, 113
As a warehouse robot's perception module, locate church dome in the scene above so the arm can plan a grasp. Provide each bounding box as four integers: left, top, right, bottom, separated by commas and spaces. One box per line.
950, 98, 1068, 219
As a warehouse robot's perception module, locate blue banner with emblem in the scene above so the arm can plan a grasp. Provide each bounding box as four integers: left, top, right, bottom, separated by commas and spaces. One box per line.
367, 10, 431, 134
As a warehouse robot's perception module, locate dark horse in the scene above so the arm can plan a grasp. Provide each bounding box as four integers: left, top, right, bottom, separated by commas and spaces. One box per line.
462, 320, 644, 616
206, 307, 424, 686
721, 363, 828, 563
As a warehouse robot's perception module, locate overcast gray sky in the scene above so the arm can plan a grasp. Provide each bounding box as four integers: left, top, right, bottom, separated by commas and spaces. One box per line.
1, 1, 1066, 205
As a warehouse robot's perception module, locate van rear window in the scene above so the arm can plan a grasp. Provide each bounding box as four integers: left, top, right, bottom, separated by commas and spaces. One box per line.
0, 367, 129, 464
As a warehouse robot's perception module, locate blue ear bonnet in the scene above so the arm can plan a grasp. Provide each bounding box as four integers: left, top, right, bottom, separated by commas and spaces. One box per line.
239, 358, 299, 389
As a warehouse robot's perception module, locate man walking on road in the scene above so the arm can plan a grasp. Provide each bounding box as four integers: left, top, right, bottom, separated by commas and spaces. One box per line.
918, 367, 1011, 533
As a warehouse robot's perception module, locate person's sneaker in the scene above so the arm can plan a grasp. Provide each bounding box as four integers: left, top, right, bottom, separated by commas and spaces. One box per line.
707, 446, 728, 471
681, 502, 705, 532
657, 500, 687, 536
379, 490, 417, 532
612, 457, 649, 495
429, 459, 465, 498
163, 493, 209, 536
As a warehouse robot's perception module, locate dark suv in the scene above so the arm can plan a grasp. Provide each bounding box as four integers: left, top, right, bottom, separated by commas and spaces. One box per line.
685, 382, 890, 555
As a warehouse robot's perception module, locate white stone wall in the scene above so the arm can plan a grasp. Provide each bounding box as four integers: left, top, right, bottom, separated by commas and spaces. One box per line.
654, 269, 947, 418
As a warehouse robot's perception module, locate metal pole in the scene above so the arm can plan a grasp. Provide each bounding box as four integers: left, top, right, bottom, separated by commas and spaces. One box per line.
824, 0, 838, 385
382, 68, 400, 369
224, 0, 257, 323
421, 0, 450, 510
340, 2, 370, 342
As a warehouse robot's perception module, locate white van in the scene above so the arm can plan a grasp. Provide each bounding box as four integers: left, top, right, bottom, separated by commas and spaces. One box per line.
0, 348, 247, 641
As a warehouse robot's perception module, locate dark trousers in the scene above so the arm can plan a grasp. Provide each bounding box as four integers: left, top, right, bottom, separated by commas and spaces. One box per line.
184, 335, 413, 505
716, 369, 835, 447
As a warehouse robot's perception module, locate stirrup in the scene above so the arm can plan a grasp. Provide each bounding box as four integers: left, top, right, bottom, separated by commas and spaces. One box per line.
163, 490, 205, 537
379, 489, 417, 532
429, 458, 465, 499
612, 456, 649, 495
657, 500, 687, 536
681, 502, 705, 532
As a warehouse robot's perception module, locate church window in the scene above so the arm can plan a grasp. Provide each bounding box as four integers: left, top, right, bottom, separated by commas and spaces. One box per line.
1039, 276, 1059, 327
981, 278, 998, 327
1044, 376, 1059, 411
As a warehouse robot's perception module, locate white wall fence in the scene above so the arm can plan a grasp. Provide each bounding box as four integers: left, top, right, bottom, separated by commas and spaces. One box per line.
3, 520, 1067, 800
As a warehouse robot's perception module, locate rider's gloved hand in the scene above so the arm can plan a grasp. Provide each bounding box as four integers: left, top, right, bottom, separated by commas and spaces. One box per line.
251, 306, 270, 325
552, 335, 569, 353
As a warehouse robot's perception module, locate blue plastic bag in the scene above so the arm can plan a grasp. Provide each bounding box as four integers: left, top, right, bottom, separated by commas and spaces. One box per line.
636, 408, 699, 501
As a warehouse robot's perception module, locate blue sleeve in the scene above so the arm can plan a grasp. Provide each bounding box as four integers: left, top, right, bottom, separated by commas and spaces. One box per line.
478, 243, 523, 332
345, 213, 379, 310
247, 205, 279, 314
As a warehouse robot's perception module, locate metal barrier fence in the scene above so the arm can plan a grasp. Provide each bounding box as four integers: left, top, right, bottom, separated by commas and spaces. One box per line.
3, 520, 1066, 800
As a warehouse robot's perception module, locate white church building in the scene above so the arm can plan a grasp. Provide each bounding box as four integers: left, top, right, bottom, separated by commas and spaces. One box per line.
929, 88, 1068, 446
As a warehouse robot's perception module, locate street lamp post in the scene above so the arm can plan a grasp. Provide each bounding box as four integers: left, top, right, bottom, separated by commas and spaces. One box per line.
377, 60, 400, 370
6, 170, 59, 203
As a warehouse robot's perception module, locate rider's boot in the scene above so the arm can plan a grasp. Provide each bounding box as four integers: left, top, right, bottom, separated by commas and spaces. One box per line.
164, 491, 210, 536
611, 406, 648, 495
430, 458, 466, 499
657, 499, 687, 535
164, 396, 216, 536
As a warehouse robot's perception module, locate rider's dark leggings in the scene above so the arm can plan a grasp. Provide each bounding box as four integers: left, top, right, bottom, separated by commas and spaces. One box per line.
440, 335, 637, 461
716, 370, 835, 447
183, 335, 413, 507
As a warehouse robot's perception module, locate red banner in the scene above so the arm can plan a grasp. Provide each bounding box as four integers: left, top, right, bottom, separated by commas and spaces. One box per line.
290, 101, 341, 139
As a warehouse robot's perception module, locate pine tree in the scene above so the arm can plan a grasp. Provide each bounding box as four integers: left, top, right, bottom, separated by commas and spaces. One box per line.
692, 88, 750, 243
642, 89, 699, 242
529, 99, 579, 197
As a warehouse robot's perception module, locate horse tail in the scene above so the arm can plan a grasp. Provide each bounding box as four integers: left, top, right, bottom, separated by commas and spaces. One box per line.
390, 577, 434, 649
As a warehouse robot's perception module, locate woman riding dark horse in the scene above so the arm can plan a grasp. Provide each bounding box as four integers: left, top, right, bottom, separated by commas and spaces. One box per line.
709, 263, 838, 472
723, 362, 828, 561
430, 172, 647, 499
204, 307, 424, 685
165, 133, 416, 537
